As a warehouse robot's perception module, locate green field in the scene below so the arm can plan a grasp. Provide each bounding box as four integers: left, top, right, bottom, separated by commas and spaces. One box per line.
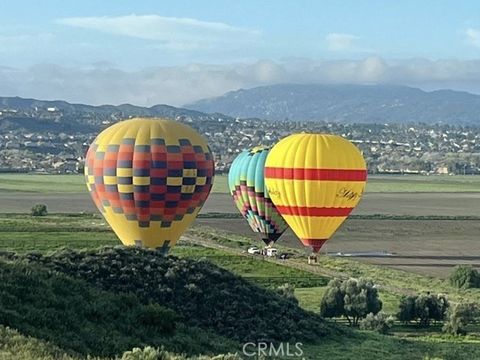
0, 213, 116, 251
0, 174, 86, 193
366, 174, 480, 192
0, 174, 229, 193
2, 173, 480, 193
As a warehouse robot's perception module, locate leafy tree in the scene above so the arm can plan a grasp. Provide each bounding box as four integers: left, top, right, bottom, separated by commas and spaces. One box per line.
397, 293, 449, 327
320, 277, 382, 326
31, 203, 48, 216
449, 265, 480, 289
430, 294, 449, 323
343, 278, 382, 326
362, 278, 383, 315
443, 302, 479, 335
415, 294, 433, 327
397, 295, 416, 323
359, 312, 394, 334
320, 279, 344, 318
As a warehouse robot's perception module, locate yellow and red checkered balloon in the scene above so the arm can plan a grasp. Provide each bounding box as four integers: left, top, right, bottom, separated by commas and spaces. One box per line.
85, 118, 214, 253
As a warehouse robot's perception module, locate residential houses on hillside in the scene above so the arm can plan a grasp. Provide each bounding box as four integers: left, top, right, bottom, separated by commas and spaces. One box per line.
1, 106, 480, 175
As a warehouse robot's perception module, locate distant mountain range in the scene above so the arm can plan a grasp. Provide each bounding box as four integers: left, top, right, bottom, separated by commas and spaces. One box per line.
0, 96, 230, 133
185, 84, 480, 124
3, 83, 480, 130
0, 96, 211, 119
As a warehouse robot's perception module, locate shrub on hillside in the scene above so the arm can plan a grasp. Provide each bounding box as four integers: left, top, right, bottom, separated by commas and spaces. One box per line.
0, 325, 80, 360
320, 277, 382, 326
31, 204, 48, 216
275, 283, 298, 304
121, 346, 187, 360
120, 346, 243, 360
135, 303, 178, 334
449, 265, 480, 289
443, 302, 479, 335
359, 312, 394, 334
120, 347, 243, 360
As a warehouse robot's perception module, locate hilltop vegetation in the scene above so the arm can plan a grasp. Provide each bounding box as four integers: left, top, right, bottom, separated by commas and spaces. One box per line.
0, 256, 239, 357
17, 247, 332, 344
0, 246, 334, 357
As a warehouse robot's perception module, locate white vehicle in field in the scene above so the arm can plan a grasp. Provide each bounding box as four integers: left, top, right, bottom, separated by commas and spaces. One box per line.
265, 248, 278, 257
247, 246, 261, 255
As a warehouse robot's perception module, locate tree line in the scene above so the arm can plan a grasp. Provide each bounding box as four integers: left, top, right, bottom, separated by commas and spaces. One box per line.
316, 273, 480, 336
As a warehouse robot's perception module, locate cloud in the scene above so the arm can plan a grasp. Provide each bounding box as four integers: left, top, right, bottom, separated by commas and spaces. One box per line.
57, 14, 260, 51
3, 58, 480, 107
325, 33, 359, 51
465, 28, 480, 48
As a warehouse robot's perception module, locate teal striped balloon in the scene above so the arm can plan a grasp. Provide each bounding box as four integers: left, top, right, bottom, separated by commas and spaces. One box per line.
228, 146, 288, 245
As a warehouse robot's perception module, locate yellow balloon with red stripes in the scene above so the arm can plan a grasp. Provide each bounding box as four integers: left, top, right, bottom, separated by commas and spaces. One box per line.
264, 133, 367, 253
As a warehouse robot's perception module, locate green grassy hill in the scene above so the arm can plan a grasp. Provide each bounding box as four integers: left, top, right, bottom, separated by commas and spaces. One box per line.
0, 245, 478, 359
0, 256, 240, 358
1, 214, 480, 359
0, 246, 334, 358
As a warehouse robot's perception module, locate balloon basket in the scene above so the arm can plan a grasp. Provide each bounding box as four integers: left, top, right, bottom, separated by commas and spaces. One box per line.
307, 254, 318, 265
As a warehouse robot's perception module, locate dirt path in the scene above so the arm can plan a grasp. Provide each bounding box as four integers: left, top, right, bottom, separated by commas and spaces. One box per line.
181, 232, 416, 297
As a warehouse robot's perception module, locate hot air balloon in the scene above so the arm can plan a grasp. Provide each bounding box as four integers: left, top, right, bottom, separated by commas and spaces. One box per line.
228, 146, 288, 246
85, 118, 214, 253
264, 134, 367, 253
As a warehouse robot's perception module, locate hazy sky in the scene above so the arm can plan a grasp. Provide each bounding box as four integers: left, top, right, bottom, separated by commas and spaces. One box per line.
2, 0, 480, 105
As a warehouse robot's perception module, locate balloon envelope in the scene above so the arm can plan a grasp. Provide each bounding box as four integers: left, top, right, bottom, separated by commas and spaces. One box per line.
228, 146, 288, 245
264, 134, 367, 252
85, 118, 214, 253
